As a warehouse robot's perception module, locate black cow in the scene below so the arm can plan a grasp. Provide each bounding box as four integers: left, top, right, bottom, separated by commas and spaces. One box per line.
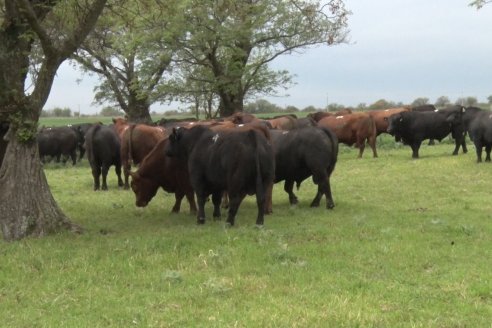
84, 124, 124, 190
165, 125, 275, 226
267, 127, 338, 213
469, 111, 492, 162
37, 126, 78, 165
69, 123, 96, 161
386, 106, 465, 158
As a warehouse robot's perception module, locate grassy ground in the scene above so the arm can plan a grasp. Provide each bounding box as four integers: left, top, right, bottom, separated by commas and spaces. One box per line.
1, 140, 491, 327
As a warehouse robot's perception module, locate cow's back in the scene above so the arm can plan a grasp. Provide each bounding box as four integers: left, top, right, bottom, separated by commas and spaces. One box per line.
85, 125, 121, 166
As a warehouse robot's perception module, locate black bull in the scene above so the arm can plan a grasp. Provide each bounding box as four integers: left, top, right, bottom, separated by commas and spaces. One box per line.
386, 106, 466, 158
165, 125, 275, 226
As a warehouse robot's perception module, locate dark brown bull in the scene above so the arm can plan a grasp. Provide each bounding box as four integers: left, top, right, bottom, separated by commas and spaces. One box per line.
317, 112, 378, 158
129, 137, 197, 213
308, 109, 353, 122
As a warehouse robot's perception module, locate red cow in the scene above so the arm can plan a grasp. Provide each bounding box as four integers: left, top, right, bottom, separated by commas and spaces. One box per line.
367, 107, 410, 136
129, 137, 197, 214
317, 112, 378, 158
120, 124, 166, 189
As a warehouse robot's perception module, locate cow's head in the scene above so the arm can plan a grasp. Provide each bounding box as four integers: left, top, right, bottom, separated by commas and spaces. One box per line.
386, 113, 403, 135
129, 171, 159, 207
166, 127, 185, 158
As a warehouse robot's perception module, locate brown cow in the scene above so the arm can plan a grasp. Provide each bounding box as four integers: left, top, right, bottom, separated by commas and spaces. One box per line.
121, 123, 166, 189
308, 109, 353, 122
367, 107, 410, 136
266, 115, 298, 130
317, 112, 378, 158
129, 137, 197, 214
112, 117, 129, 140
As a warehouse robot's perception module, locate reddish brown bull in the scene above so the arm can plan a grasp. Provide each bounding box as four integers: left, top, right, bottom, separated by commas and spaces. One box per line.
121, 123, 166, 189
129, 137, 196, 213
367, 107, 410, 136
317, 112, 378, 158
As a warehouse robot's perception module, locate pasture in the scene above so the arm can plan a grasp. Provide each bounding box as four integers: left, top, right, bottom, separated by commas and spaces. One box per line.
1, 139, 491, 327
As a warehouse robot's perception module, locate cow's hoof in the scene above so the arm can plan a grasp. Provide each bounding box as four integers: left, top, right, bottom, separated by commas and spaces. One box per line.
327, 203, 335, 210
197, 218, 205, 225
254, 224, 264, 229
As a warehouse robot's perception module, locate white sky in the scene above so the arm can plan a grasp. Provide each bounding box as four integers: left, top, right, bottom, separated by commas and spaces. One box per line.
44, 0, 492, 114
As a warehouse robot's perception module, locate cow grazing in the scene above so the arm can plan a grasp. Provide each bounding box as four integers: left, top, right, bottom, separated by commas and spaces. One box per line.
386, 106, 465, 158
317, 112, 378, 158
37, 126, 78, 165
84, 124, 124, 190
468, 111, 492, 162
129, 137, 196, 213
165, 125, 275, 226
121, 123, 166, 189
267, 127, 338, 213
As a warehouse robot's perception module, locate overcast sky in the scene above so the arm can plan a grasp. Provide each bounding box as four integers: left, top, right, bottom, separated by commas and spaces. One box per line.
44, 0, 492, 114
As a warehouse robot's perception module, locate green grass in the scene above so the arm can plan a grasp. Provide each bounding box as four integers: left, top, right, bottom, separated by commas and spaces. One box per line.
1, 141, 492, 327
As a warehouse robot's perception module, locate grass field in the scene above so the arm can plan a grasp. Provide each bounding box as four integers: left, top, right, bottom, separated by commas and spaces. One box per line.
1, 139, 491, 327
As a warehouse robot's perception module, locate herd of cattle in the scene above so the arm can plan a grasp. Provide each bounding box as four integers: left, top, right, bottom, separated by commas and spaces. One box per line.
1, 104, 491, 225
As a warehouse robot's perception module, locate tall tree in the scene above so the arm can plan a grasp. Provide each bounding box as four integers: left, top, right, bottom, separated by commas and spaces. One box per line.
176, 0, 349, 117
469, 0, 491, 8
435, 96, 451, 108
73, 0, 182, 122
411, 97, 430, 107
0, 0, 107, 241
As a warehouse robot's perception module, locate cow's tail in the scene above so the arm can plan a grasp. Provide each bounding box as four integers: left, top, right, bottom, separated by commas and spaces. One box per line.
249, 130, 265, 206
85, 123, 101, 164
319, 126, 339, 176
128, 124, 137, 166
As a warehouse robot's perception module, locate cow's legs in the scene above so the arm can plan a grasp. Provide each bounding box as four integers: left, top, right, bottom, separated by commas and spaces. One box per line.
70, 149, 77, 165
310, 178, 335, 209
171, 191, 184, 213
196, 192, 207, 224
474, 140, 483, 163
123, 161, 131, 189
368, 135, 378, 158
410, 142, 420, 159
115, 164, 124, 187
226, 193, 246, 226
485, 144, 491, 162
461, 134, 468, 154
101, 164, 110, 190
284, 180, 298, 205
212, 191, 222, 220
92, 166, 101, 190
357, 141, 365, 158
452, 137, 462, 156
185, 191, 197, 214
264, 182, 274, 215
255, 186, 267, 226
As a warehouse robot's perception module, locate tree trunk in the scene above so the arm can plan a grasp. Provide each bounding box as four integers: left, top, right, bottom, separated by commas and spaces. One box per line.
0, 127, 82, 241
126, 97, 152, 123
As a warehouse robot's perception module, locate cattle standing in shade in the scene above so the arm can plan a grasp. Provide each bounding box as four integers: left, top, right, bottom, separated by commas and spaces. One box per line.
70, 122, 97, 161
37, 126, 78, 165
317, 112, 378, 158
129, 137, 196, 213
469, 111, 492, 162
267, 127, 338, 213
84, 124, 124, 190
386, 106, 465, 158
165, 125, 275, 226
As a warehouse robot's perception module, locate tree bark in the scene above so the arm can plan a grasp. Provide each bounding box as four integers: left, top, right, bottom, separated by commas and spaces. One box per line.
0, 127, 82, 241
